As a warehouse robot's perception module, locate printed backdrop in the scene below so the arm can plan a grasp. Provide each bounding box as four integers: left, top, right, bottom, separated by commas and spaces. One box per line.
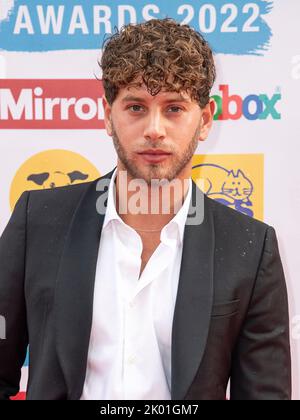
0, 0, 299, 399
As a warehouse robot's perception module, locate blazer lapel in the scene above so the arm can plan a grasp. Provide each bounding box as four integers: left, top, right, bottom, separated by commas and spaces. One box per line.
171, 182, 215, 400
54, 168, 115, 400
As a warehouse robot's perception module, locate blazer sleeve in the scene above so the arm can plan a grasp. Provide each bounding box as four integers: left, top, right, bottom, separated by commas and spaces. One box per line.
0, 192, 29, 400
230, 226, 291, 400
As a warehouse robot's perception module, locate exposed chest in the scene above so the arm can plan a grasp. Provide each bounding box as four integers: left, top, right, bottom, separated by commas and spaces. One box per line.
139, 232, 161, 278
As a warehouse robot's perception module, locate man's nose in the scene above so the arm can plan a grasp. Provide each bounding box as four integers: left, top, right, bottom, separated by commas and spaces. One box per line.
143, 111, 166, 141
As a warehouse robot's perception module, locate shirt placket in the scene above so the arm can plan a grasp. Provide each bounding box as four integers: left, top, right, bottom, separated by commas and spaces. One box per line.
117, 225, 142, 399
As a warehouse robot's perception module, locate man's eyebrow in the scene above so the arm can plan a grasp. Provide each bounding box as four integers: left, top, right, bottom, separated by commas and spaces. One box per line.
164, 95, 191, 103
121, 95, 147, 103
121, 94, 191, 103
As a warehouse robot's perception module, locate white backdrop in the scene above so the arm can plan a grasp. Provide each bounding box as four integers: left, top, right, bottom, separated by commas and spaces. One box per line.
0, 0, 299, 399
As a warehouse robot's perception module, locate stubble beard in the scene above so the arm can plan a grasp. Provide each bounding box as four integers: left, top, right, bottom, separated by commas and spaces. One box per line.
111, 122, 200, 185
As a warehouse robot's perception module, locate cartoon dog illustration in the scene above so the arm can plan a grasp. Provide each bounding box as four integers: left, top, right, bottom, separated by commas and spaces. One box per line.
27, 170, 89, 189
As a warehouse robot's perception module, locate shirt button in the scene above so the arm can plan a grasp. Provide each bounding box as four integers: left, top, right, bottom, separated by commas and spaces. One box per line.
129, 301, 135, 308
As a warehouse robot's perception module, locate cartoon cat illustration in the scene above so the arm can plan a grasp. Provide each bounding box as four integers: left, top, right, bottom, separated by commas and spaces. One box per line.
192, 163, 254, 217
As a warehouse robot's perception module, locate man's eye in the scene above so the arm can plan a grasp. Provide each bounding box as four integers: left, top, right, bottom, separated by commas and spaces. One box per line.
128, 105, 144, 112
167, 106, 182, 113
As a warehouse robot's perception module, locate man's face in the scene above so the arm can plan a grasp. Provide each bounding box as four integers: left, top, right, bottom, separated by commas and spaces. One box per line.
103, 84, 213, 184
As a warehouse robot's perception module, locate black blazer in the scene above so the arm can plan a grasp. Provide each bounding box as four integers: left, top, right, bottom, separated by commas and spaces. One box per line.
0, 168, 291, 400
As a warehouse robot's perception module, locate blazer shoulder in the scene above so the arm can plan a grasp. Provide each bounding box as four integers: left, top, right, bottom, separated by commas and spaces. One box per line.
204, 196, 279, 277
205, 194, 269, 236
28, 179, 94, 207
24, 168, 115, 222
24, 181, 92, 226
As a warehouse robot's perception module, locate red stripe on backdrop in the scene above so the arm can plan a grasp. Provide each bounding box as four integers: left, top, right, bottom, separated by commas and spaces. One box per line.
0, 79, 105, 129
10, 392, 26, 400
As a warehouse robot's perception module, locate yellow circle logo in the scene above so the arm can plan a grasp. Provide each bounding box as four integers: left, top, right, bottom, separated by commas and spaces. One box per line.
10, 149, 101, 211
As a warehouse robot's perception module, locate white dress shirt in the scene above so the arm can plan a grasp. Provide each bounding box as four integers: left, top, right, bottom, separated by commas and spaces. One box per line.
81, 169, 192, 400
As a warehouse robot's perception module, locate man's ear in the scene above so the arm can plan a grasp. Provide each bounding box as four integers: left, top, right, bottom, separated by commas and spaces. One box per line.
103, 96, 113, 136
199, 99, 215, 141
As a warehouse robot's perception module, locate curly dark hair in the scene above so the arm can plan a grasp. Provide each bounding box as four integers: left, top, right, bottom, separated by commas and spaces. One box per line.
100, 18, 216, 108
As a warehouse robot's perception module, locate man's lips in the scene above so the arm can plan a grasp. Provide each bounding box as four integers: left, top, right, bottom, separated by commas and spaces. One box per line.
138, 149, 171, 155
137, 150, 172, 163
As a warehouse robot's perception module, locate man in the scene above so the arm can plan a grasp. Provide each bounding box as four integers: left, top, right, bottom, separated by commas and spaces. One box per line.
0, 19, 291, 400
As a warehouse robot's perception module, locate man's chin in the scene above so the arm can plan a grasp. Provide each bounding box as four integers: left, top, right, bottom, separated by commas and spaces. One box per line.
117, 156, 187, 184
136, 170, 177, 185
120, 165, 168, 183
